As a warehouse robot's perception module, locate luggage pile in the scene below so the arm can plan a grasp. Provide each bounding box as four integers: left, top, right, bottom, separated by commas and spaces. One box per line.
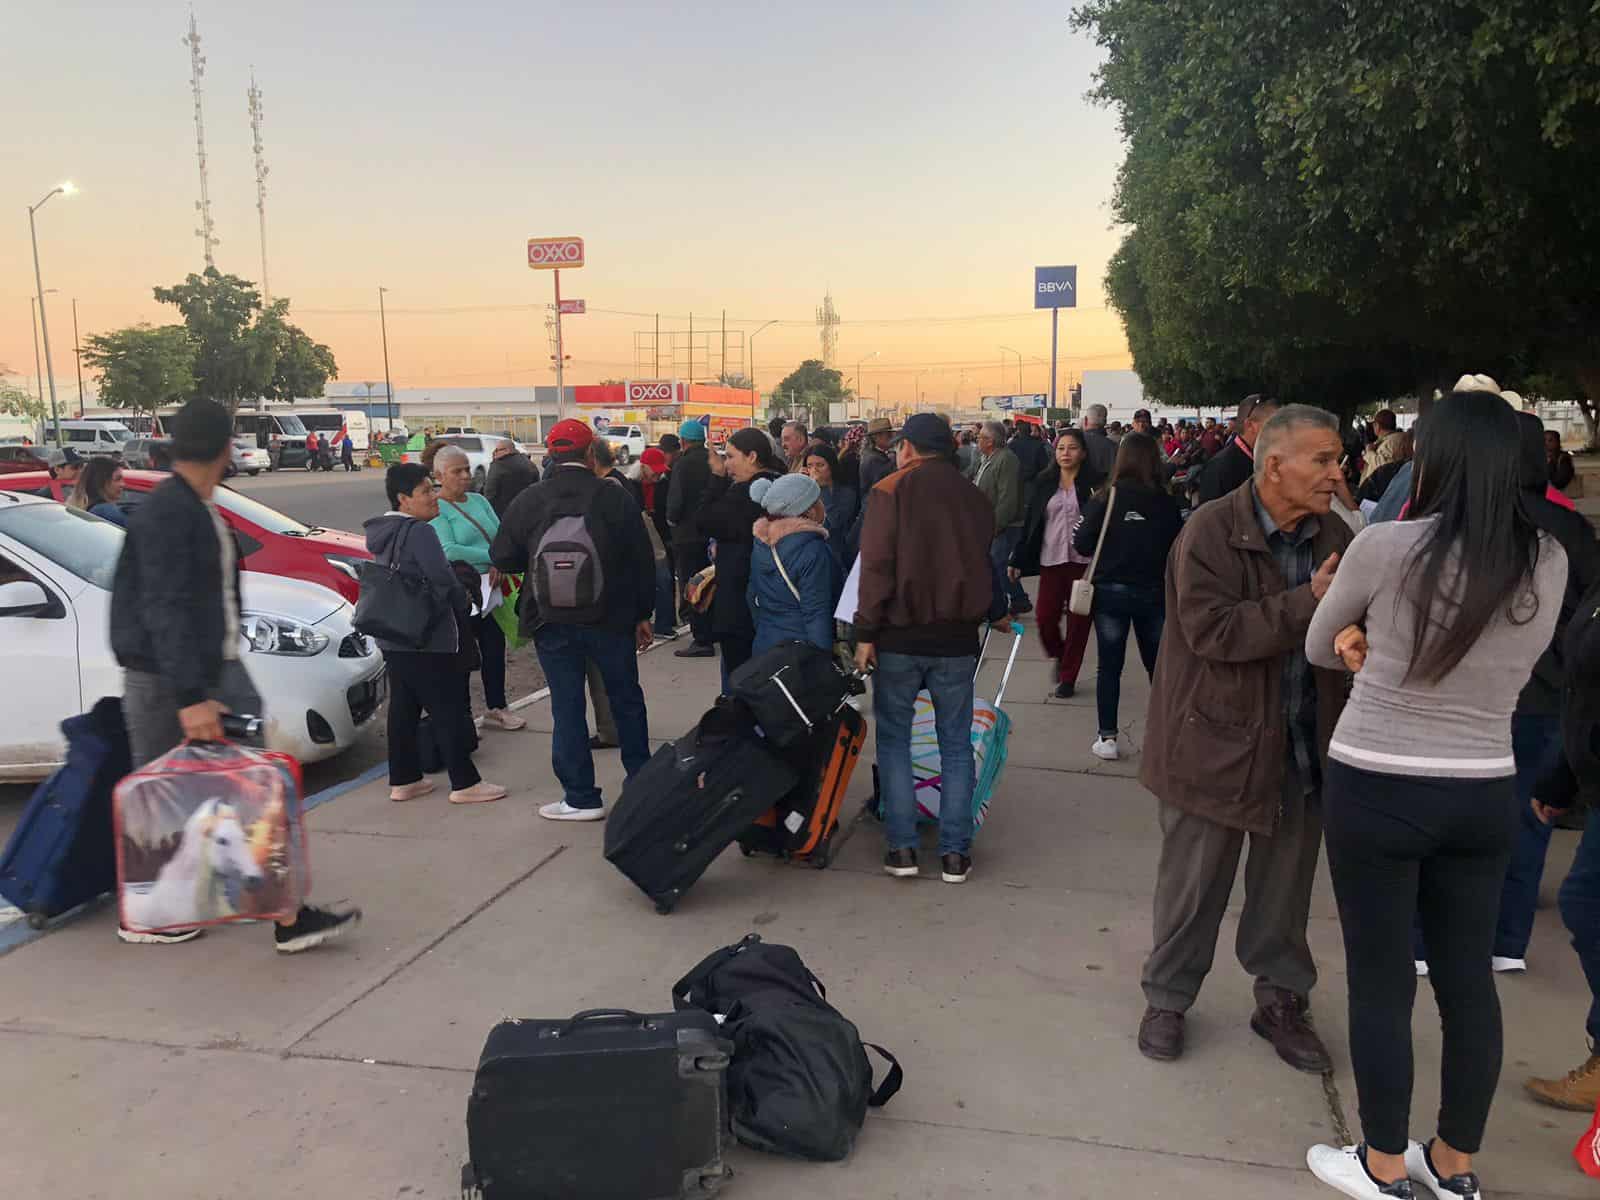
463, 933, 901, 1199
604, 641, 866, 913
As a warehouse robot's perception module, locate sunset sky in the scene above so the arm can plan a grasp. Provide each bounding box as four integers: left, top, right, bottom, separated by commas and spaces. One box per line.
4, 1, 1132, 412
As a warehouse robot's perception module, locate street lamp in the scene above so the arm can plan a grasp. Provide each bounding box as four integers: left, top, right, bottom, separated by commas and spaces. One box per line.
999, 346, 1023, 394
28, 183, 74, 446
378, 287, 395, 434
855, 350, 878, 420
748, 319, 778, 424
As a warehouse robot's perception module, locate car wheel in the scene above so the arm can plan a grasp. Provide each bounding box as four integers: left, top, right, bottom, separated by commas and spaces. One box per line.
473, 466, 487, 491
248, 469, 261, 476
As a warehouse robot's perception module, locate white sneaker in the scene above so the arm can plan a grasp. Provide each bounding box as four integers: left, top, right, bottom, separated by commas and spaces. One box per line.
481, 708, 526, 731
1091, 736, 1120, 761
1307, 1143, 1416, 1199
1415, 960, 1430, 977
1491, 956, 1526, 973
1405, 1139, 1482, 1200
539, 800, 605, 822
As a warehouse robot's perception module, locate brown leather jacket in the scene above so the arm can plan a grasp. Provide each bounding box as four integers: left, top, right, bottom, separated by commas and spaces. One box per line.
1139, 484, 1352, 835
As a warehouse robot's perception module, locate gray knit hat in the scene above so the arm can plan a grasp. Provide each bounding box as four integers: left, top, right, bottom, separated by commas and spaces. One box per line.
750, 473, 821, 517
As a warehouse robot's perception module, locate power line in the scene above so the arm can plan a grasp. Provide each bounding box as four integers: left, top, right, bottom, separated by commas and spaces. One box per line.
293, 302, 1107, 324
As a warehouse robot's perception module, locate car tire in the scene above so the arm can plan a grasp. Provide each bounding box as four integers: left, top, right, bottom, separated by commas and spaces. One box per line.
248, 469, 261, 476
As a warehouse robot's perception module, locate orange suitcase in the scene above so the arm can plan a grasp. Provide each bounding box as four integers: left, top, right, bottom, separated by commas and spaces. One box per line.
739, 706, 866, 868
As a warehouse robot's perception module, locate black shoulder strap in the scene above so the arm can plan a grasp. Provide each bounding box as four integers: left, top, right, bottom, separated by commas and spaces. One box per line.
864, 1043, 903, 1107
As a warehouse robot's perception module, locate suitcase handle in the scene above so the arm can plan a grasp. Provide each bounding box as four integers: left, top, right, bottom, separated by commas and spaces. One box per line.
555, 1009, 654, 1037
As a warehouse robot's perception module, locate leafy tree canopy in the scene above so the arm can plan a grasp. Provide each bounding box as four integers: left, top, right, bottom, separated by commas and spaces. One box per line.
81, 325, 197, 420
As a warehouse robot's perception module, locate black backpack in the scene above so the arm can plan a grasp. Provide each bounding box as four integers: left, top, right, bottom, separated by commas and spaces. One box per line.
528, 487, 612, 625
726, 641, 852, 750
673, 934, 902, 1162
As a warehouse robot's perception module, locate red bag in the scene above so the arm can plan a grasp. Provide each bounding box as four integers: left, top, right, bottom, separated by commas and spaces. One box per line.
1573, 1102, 1600, 1177
114, 741, 309, 935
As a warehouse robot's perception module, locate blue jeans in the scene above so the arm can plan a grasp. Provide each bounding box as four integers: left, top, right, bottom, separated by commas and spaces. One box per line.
874, 652, 976, 857
1560, 809, 1600, 1042
1492, 713, 1567, 958
533, 623, 650, 809
990, 527, 1028, 608
1091, 583, 1164, 737
652, 557, 677, 636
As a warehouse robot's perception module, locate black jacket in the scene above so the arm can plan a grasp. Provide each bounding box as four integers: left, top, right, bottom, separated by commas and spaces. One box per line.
1072, 481, 1183, 590
666, 444, 713, 547
1196, 438, 1254, 506
858, 444, 896, 496
1537, 571, 1600, 811
696, 469, 781, 640
1517, 492, 1600, 715
110, 473, 243, 707
1008, 434, 1051, 481
650, 469, 673, 550
1011, 463, 1104, 577
490, 462, 655, 635
1083, 429, 1118, 478
606, 467, 645, 512
484, 451, 540, 518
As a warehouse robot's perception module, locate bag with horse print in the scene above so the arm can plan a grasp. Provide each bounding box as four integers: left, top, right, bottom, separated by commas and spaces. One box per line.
114, 741, 309, 934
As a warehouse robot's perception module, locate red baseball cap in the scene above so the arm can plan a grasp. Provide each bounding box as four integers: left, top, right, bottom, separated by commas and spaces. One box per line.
545, 419, 594, 453
639, 447, 668, 472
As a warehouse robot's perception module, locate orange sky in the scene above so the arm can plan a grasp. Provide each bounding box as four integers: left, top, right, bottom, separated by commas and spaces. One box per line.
4, 1, 1132, 413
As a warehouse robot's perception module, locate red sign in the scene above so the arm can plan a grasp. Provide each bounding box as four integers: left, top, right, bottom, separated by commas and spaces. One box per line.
626, 380, 680, 405
527, 237, 585, 269
558, 298, 586, 315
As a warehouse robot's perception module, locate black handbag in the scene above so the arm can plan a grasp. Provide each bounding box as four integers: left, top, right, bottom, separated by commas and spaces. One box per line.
352, 520, 445, 648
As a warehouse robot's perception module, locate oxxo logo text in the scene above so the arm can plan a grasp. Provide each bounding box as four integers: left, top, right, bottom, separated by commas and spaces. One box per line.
527, 237, 585, 268
627, 381, 676, 404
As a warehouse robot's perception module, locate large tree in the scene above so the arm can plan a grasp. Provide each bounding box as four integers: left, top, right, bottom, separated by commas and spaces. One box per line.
772, 359, 850, 428
0, 370, 48, 426
81, 325, 197, 423
1073, 0, 1600, 435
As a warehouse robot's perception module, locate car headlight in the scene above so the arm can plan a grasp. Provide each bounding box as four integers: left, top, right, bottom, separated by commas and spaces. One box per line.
241, 613, 330, 656
324, 555, 362, 581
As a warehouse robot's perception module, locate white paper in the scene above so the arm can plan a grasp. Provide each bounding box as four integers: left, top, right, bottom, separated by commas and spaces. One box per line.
480, 576, 504, 615
834, 556, 861, 624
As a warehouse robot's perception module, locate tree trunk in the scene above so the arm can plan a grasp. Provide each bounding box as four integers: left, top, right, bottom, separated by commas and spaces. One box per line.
1575, 365, 1600, 450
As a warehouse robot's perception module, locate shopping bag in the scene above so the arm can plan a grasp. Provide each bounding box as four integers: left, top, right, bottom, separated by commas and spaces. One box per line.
115, 741, 308, 934
1575, 1102, 1600, 1178
492, 572, 527, 650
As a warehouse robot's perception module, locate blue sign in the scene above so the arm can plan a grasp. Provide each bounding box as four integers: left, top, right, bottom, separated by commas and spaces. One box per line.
1034, 265, 1077, 310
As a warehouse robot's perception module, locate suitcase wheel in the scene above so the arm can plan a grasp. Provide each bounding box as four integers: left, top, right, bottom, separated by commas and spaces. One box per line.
810, 835, 832, 869
25, 910, 48, 931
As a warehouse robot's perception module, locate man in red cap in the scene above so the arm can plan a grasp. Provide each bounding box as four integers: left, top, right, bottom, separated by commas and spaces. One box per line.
638, 446, 679, 638
491, 419, 657, 820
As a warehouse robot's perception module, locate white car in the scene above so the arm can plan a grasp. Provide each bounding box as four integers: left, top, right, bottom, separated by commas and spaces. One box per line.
605, 424, 648, 465
436, 434, 496, 491
0, 492, 386, 781
228, 436, 271, 477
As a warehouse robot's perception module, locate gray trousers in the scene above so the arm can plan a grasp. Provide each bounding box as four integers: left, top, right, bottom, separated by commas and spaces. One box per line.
123, 661, 263, 769
586, 658, 617, 743
1141, 760, 1322, 1013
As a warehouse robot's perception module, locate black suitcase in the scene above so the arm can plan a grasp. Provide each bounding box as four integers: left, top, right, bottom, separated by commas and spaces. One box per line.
726, 640, 852, 750
605, 703, 798, 913
463, 1008, 733, 1200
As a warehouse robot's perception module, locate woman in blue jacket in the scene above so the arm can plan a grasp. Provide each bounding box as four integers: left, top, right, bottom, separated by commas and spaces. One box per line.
747, 473, 842, 655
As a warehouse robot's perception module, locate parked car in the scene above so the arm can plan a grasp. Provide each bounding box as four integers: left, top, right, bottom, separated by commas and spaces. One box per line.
234, 411, 311, 470
0, 492, 385, 778
0, 469, 371, 603
228, 435, 270, 476
604, 424, 648, 465
120, 437, 174, 471
435, 434, 495, 490
0, 444, 49, 474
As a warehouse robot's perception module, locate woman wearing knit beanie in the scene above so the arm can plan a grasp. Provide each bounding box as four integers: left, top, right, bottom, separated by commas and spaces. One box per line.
747, 472, 843, 655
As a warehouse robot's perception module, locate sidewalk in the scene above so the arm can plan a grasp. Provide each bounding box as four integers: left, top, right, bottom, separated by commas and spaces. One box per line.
1, 622, 1594, 1199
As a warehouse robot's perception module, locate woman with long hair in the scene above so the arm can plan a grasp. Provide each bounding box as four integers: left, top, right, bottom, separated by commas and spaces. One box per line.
696, 427, 787, 690
1071, 431, 1181, 760
1304, 390, 1569, 1200
69, 457, 129, 527
1010, 428, 1105, 698
802, 443, 859, 562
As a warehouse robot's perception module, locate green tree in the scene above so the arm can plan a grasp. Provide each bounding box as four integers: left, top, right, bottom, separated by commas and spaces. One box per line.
81, 325, 197, 423
772, 359, 850, 427
0, 370, 48, 426
259, 313, 338, 402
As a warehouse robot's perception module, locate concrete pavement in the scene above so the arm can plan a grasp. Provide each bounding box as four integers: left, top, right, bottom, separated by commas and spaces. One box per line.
2, 619, 1596, 1199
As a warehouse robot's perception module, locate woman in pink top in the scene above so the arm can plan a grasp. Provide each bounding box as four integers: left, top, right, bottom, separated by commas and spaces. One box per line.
1010, 428, 1105, 698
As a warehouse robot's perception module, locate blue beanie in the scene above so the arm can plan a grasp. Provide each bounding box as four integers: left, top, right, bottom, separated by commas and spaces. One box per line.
751, 472, 821, 518
678, 419, 707, 442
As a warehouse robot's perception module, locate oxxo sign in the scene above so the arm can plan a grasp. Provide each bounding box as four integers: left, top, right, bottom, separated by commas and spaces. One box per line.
527, 237, 585, 269
1034, 264, 1078, 309
626, 380, 678, 404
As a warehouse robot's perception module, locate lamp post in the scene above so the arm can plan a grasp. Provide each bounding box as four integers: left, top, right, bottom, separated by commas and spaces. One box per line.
855, 350, 878, 420
748, 319, 778, 422
71, 298, 86, 416
999, 346, 1023, 394
378, 287, 395, 434
28, 183, 74, 447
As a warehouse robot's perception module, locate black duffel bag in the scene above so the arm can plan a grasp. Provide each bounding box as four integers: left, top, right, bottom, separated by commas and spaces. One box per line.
726, 641, 850, 749
673, 934, 902, 1162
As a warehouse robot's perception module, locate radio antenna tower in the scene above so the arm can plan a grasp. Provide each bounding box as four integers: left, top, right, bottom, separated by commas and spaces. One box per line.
184, 11, 219, 269
247, 69, 271, 301
815, 289, 839, 367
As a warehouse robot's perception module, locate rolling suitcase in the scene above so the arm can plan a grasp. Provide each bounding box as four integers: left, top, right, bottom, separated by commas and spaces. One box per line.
463, 1008, 733, 1200
604, 703, 798, 913
739, 705, 866, 867
726, 640, 852, 749
0, 698, 129, 928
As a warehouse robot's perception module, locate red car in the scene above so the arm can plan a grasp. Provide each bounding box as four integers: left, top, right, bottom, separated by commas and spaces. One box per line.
0, 445, 50, 474
0, 469, 370, 603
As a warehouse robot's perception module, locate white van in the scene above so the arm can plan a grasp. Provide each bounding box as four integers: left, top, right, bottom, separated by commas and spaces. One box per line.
39, 419, 136, 458
296, 409, 371, 453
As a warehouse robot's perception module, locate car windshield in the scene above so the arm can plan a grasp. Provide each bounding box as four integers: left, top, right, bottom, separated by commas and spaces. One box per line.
0, 502, 124, 590
275, 414, 308, 436
108, 429, 135, 442
214, 487, 314, 536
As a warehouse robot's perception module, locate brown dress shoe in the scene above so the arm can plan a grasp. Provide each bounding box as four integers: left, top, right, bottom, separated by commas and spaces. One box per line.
1138, 1006, 1184, 1061
1525, 1051, 1600, 1111
1250, 988, 1332, 1073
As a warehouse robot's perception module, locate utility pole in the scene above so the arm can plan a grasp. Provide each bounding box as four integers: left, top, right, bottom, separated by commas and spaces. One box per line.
31, 299, 44, 409
720, 309, 727, 382
71, 298, 85, 415
184, 12, 219, 269
687, 312, 694, 385
378, 287, 395, 433
248, 70, 271, 301
653, 312, 659, 377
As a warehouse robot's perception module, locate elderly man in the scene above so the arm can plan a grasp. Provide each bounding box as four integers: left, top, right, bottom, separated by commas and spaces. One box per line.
1137, 405, 1352, 1071
1359, 408, 1405, 485
858, 417, 898, 494
1195, 394, 1280, 506
484, 437, 539, 518
1080, 404, 1118, 477
973, 421, 1028, 615
780, 420, 810, 473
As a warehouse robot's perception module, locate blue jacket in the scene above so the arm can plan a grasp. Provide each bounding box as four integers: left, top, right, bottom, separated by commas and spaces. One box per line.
747, 516, 841, 654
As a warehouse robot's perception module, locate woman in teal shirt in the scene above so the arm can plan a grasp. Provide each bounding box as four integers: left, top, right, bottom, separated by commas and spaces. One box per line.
430, 445, 526, 731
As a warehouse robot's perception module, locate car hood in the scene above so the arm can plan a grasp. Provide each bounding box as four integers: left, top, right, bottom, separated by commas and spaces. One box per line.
295, 526, 371, 557
240, 570, 348, 625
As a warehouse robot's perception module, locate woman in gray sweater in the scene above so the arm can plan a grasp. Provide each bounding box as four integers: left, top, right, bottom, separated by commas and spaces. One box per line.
1302, 390, 1568, 1200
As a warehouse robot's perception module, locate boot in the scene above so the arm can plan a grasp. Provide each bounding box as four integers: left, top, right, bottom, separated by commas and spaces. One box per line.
1525, 1049, 1600, 1111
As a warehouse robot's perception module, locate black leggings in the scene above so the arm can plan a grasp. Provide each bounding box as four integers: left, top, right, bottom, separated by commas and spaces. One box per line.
1322, 760, 1518, 1155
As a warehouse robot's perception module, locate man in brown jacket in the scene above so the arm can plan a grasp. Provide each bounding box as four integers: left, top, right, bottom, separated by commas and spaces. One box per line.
854, 414, 998, 885
1137, 405, 1352, 1071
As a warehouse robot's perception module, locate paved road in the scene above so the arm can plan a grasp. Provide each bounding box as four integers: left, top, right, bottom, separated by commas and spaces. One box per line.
228, 466, 390, 537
